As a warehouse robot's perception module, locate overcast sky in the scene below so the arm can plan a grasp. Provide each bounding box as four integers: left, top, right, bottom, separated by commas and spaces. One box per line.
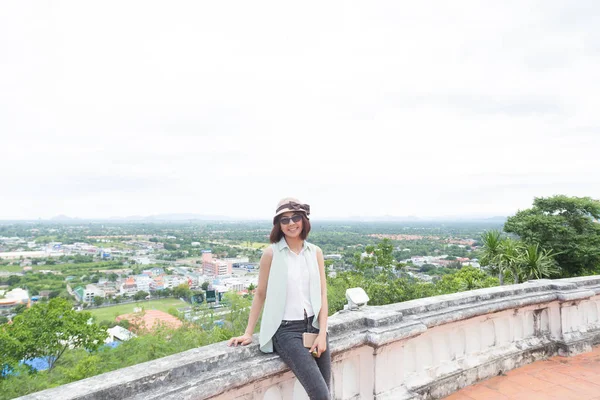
1, 1, 599, 220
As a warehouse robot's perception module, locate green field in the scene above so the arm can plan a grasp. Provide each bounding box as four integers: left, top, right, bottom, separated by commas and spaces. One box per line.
0, 265, 23, 273
249, 242, 269, 249
87, 298, 189, 322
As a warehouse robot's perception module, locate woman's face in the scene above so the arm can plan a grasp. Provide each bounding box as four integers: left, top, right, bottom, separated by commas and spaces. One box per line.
280, 211, 303, 239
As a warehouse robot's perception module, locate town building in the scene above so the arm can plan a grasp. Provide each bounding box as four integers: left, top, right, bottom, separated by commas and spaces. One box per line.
0, 251, 62, 260
163, 275, 188, 289
73, 284, 105, 303
120, 277, 138, 297
105, 326, 136, 343
5, 288, 30, 303
201, 251, 231, 277
133, 275, 152, 292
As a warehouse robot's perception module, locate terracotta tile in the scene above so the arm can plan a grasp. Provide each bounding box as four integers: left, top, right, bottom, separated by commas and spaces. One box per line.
483, 376, 528, 396
505, 374, 557, 391
504, 362, 546, 375
558, 365, 600, 380
443, 393, 475, 400
459, 386, 509, 400
538, 385, 593, 400
530, 368, 574, 384
508, 391, 555, 400
448, 346, 600, 400
557, 378, 600, 395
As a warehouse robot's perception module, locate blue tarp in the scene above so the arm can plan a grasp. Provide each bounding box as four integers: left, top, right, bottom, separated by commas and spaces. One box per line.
2, 356, 54, 377
22, 357, 53, 371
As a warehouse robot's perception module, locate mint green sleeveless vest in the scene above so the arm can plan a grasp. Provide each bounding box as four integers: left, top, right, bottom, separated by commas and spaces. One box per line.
259, 238, 322, 353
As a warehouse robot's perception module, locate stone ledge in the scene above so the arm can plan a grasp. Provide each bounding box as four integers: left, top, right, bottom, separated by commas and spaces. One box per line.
16, 275, 600, 400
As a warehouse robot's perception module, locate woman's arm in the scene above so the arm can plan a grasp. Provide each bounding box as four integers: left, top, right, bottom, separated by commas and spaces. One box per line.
228, 247, 273, 346
310, 246, 329, 356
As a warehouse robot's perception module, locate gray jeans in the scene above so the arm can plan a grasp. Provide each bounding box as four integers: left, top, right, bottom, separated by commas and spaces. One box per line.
272, 316, 331, 400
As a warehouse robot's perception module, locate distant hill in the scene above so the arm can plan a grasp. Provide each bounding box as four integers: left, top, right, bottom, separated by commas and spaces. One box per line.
104, 213, 233, 221
50, 214, 78, 221
342, 215, 422, 222
30, 214, 508, 223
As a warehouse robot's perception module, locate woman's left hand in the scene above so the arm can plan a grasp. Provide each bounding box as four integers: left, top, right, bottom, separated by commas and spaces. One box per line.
309, 332, 327, 358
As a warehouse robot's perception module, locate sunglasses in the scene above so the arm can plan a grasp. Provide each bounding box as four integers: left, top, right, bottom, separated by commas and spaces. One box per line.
280, 214, 303, 225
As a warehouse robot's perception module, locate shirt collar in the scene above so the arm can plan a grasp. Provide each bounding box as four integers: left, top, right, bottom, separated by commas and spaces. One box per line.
277, 237, 309, 253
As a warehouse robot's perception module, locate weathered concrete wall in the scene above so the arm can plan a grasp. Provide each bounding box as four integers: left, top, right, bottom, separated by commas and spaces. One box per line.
17, 276, 600, 400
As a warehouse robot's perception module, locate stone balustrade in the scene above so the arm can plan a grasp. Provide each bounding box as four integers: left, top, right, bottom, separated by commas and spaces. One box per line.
18, 276, 600, 400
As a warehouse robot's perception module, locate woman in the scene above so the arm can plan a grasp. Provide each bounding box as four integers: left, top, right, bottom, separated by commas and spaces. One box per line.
228, 197, 331, 400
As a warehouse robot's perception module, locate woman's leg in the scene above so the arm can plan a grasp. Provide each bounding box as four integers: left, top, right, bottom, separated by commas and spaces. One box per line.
307, 322, 331, 393
314, 334, 331, 392
273, 322, 331, 400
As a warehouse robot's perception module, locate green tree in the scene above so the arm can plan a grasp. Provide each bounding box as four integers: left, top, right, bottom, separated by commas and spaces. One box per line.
133, 291, 149, 301
498, 238, 522, 284
480, 230, 506, 285
5, 298, 107, 370
13, 303, 27, 315
504, 195, 600, 277
93, 296, 104, 307
373, 239, 397, 274
222, 292, 252, 334
172, 284, 192, 301
0, 325, 22, 370
435, 266, 499, 293
518, 243, 560, 281
352, 239, 397, 276
201, 281, 210, 291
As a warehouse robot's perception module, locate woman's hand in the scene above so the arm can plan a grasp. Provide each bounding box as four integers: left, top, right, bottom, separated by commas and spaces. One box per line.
228, 333, 253, 347
309, 332, 327, 358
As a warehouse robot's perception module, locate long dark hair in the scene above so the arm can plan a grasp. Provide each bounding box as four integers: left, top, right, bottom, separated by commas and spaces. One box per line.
269, 213, 311, 243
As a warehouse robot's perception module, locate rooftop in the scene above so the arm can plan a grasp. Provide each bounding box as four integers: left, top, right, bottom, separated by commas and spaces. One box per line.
446, 345, 600, 400
15, 276, 600, 399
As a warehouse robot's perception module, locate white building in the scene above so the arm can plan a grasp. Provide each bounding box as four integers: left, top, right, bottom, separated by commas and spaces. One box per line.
106, 326, 136, 343
82, 284, 105, 303
163, 275, 187, 289
222, 280, 244, 292
0, 251, 62, 260
5, 288, 30, 303
222, 256, 250, 265
133, 257, 151, 265
134, 275, 153, 292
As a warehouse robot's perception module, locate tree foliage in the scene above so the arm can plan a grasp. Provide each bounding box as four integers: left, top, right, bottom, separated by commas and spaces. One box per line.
3, 298, 107, 371
504, 195, 600, 277
479, 230, 505, 284
172, 284, 192, 301
133, 291, 149, 301
328, 238, 500, 314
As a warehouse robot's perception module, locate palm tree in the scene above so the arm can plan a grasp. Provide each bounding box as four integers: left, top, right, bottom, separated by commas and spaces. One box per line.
519, 243, 560, 281
480, 230, 505, 285
498, 238, 523, 284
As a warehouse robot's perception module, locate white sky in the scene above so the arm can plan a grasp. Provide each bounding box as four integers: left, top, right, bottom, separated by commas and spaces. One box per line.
1, 1, 599, 220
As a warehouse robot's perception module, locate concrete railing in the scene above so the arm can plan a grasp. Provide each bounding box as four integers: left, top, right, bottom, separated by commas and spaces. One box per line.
18, 276, 600, 400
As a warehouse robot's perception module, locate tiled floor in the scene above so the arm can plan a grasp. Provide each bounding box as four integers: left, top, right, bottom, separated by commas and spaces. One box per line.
444, 346, 600, 400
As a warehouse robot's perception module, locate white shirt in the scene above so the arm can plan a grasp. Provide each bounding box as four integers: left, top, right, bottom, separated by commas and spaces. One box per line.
282, 246, 315, 320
